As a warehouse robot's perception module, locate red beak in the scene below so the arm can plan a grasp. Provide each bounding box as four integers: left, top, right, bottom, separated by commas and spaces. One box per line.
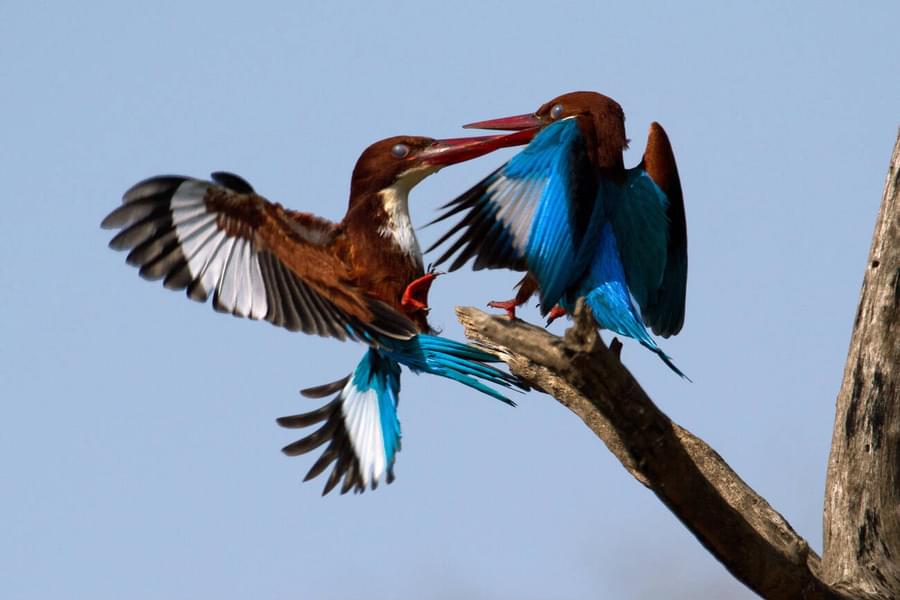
420, 128, 539, 167
462, 113, 543, 131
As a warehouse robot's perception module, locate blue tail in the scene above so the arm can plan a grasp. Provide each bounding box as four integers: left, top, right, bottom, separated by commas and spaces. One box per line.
380, 334, 524, 405
568, 223, 688, 379
278, 348, 403, 495
278, 338, 525, 494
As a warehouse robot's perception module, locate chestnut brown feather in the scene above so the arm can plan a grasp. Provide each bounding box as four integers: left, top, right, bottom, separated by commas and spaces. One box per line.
640, 122, 688, 337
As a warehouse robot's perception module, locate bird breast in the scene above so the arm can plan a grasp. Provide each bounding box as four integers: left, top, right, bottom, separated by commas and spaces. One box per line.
376, 184, 424, 269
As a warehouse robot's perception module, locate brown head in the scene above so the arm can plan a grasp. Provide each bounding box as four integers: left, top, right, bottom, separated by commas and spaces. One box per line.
464, 91, 628, 170
349, 131, 535, 200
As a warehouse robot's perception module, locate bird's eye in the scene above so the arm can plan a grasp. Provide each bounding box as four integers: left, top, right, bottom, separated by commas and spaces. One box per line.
391, 143, 410, 159
550, 103, 564, 120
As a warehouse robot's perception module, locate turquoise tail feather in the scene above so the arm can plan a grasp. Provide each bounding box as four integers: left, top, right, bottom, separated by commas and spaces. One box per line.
278, 347, 403, 495
583, 285, 688, 379
569, 223, 688, 379
279, 336, 526, 494
381, 334, 526, 405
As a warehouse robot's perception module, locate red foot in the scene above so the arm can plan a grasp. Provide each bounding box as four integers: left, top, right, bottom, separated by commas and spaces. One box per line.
401, 272, 441, 313
487, 299, 522, 319
545, 305, 567, 326
488, 274, 539, 319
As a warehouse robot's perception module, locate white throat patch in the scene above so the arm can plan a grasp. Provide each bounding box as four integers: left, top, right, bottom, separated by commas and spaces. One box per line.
377, 168, 431, 266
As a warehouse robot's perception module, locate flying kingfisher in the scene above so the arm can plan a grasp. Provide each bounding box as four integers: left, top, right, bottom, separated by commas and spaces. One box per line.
427, 91, 688, 377
101, 130, 536, 494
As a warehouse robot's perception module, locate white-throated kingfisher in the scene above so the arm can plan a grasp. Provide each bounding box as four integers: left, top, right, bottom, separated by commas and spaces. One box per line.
427, 91, 688, 377
101, 130, 535, 494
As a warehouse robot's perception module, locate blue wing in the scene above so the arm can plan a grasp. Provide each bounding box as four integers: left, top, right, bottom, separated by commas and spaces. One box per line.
631, 122, 687, 337
608, 169, 670, 315
427, 118, 598, 312
565, 222, 686, 378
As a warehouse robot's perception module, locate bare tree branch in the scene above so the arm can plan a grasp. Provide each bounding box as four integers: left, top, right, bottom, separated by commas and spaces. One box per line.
823, 131, 900, 598
456, 305, 847, 600
454, 131, 899, 599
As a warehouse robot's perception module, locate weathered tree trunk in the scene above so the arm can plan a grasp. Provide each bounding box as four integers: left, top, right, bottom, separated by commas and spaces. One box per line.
455, 131, 900, 599
823, 132, 900, 598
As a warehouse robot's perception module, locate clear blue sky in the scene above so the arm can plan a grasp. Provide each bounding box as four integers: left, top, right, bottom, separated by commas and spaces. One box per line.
2, 1, 898, 598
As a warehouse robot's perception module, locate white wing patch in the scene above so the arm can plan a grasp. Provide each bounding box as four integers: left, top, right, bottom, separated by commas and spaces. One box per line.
485, 173, 545, 256
169, 181, 268, 319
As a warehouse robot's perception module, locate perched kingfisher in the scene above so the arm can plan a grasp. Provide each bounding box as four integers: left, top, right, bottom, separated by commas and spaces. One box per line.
100, 130, 535, 494
427, 91, 688, 376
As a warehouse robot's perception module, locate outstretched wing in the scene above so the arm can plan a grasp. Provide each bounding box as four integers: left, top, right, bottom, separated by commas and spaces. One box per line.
626, 123, 687, 337
101, 172, 417, 342
427, 118, 597, 312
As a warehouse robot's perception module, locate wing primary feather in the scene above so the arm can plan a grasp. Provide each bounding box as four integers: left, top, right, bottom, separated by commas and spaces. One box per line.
425, 199, 490, 260
232, 240, 253, 317
448, 204, 502, 271
247, 248, 268, 319
431, 165, 503, 212
295, 276, 329, 336
163, 220, 219, 290
472, 207, 519, 271
425, 185, 483, 227
211, 237, 240, 313
127, 227, 177, 268
210, 171, 255, 194
187, 229, 228, 302
281, 267, 316, 334
101, 199, 168, 230
139, 236, 186, 281
258, 252, 285, 328
108, 213, 169, 250
268, 258, 303, 332
304, 285, 344, 339
122, 176, 188, 204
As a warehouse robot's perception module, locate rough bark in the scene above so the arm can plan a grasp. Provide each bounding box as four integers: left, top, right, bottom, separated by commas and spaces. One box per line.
823, 132, 900, 598
453, 132, 900, 599
456, 305, 844, 600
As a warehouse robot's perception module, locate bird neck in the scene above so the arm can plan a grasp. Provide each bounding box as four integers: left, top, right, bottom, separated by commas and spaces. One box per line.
342, 186, 429, 332
343, 185, 424, 270
376, 180, 425, 263
577, 114, 627, 176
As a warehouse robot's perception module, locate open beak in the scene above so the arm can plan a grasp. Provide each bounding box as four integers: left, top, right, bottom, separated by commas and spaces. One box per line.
462, 113, 543, 131
420, 128, 539, 167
